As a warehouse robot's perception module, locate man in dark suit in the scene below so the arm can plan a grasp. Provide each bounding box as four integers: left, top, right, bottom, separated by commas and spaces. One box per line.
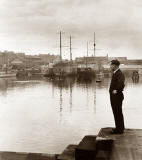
109, 59, 125, 134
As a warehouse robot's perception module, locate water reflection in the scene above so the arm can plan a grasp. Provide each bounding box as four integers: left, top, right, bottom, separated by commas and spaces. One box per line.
0, 78, 16, 96
94, 81, 96, 113
132, 71, 139, 83
45, 78, 76, 121
69, 81, 72, 113
59, 85, 63, 122
59, 77, 75, 88
0, 79, 8, 96
0, 77, 42, 92
0, 76, 142, 154
43, 77, 98, 122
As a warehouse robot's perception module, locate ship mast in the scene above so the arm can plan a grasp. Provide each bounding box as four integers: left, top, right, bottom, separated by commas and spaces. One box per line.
70, 35, 72, 61
59, 31, 62, 61
86, 41, 88, 68
94, 32, 96, 57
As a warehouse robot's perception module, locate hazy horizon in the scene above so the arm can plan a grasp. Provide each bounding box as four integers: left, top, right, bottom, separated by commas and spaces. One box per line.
0, 0, 142, 59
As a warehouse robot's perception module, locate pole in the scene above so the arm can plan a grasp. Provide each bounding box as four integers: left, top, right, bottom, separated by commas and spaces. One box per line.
70, 35, 72, 61
60, 31, 62, 61
86, 42, 88, 68
94, 32, 96, 57
87, 42, 88, 57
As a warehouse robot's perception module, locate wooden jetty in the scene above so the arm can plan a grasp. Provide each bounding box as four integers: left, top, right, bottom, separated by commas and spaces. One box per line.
0, 127, 142, 160
98, 127, 142, 160
57, 127, 142, 160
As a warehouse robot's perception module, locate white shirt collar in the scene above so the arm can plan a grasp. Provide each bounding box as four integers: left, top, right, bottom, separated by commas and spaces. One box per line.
113, 68, 119, 74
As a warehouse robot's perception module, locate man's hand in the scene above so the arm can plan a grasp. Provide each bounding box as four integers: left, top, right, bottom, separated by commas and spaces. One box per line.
112, 90, 117, 94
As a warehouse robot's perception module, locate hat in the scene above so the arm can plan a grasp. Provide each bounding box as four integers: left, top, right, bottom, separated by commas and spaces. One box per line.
110, 59, 120, 66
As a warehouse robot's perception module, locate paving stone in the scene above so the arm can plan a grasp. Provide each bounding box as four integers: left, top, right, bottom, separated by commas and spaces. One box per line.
98, 127, 142, 160
95, 150, 110, 160
96, 137, 114, 151
75, 135, 97, 160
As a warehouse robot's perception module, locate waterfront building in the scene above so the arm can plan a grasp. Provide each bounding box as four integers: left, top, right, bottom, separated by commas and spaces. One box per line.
0, 51, 26, 68
75, 56, 108, 72
0, 51, 16, 67
127, 59, 142, 65
52, 61, 77, 76
121, 64, 142, 75
25, 55, 42, 68
10, 57, 25, 69
39, 54, 60, 65
103, 62, 142, 76
108, 57, 127, 64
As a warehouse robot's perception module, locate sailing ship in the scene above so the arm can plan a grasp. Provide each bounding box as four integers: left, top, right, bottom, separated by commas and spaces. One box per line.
77, 42, 94, 81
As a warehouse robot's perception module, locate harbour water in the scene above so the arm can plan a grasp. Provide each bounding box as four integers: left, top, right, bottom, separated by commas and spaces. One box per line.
0, 76, 142, 154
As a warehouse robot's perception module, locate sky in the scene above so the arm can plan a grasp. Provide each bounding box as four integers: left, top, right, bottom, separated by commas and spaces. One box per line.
0, 0, 142, 59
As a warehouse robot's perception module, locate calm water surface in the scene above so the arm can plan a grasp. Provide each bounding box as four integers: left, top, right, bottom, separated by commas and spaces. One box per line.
0, 76, 142, 154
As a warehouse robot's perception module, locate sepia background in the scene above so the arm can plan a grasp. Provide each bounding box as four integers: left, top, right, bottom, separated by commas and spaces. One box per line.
0, 0, 142, 59
0, 0, 142, 156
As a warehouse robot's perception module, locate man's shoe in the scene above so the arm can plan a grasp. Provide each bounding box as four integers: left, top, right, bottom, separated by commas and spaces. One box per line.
112, 128, 117, 132
110, 129, 124, 134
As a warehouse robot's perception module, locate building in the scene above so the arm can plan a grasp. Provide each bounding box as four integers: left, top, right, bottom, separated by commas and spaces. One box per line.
10, 57, 25, 69
39, 54, 60, 64
103, 58, 142, 76
108, 57, 127, 64
75, 56, 108, 64
52, 61, 77, 76
75, 56, 108, 72
127, 59, 142, 65
25, 55, 42, 68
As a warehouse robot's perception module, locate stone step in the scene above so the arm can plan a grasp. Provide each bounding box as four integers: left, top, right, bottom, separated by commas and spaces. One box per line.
74, 135, 113, 160
96, 136, 114, 151
96, 137, 114, 160
75, 135, 97, 160
95, 150, 111, 160
98, 127, 142, 160
57, 134, 113, 160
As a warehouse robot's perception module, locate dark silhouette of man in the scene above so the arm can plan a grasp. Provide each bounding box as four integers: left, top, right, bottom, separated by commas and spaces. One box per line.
109, 59, 125, 134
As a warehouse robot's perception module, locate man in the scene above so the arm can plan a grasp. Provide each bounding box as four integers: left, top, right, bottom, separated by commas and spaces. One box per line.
109, 59, 125, 134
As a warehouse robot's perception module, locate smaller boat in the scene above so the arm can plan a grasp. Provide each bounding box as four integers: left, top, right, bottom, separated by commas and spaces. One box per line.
0, 63, 17, 78
0, 70, 17, 78
77, 67, 93, 81
96, 79, 102, 82
16, 68, 42, 77
96, 72, 104, 82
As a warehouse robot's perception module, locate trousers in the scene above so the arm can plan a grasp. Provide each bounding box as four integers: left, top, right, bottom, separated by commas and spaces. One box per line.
110, 92, 125, 131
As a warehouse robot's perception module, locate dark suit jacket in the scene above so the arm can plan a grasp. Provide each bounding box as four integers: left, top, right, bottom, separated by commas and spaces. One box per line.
109, 69, 125, 95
